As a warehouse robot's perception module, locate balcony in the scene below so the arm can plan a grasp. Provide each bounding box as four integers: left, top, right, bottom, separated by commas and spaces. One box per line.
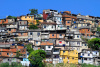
41, 33, 49, 35
53, 52, 59, 54
6, 25, 17, 28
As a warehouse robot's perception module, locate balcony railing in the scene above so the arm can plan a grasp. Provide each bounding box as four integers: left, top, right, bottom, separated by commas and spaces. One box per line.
6, 25, 17, 28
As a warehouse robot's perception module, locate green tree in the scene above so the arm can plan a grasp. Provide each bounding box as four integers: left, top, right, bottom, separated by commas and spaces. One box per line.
0, 62, 9, 67
25, 44, 33, 53
7, 15, 17, 19
36, 20, 40, 26
29, 23, 38, 29
88, 38, 100, 50
28, 50, 46, 67
16, 51, 22, 57
29, 9, 38, 15
97, 27, 100, 32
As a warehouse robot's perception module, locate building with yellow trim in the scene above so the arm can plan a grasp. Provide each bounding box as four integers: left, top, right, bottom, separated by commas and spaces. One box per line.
60, 50, 78, 64
20, 14, 43, 25
20, 15, 37, 25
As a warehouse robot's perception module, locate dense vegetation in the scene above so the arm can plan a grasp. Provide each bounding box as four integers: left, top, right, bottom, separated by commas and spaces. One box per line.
7, 15, 17, 19
88, 38, 100, 50
0, 62, 25, 67
29, 23, 39, 29
29, 9, 38, 15
25, 44, 34, 53
28, 50, 46, 67
44, 63, 100, 67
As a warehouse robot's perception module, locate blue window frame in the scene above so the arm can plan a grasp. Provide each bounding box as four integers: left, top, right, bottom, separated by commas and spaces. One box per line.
89, 58, 91, 60
88, 54, 90, 56
77, 35, 79, 38
60, 34, 62, 36
74, 21, 76, 23
48, 46, 51, 48
7, 53, 9, 55
67, 26, 69, 29
67, 21, 70, 23
44, 26, 46, 28
30, 32, 33, 35
37, 33, 40, 36
82, 53, 84, 56
75, 26, 77, 28
36, 41, 38, 44
63, 51, 65, 53
52, 34, 54, 36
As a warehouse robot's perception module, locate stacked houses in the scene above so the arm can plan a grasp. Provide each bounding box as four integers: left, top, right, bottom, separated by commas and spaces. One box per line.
0, 9, 100, 66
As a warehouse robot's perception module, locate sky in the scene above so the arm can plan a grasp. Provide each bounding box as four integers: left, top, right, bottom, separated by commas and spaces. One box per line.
0, 0, 100, 19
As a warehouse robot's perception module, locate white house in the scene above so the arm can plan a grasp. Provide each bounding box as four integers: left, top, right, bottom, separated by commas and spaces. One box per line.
78, 49, 99, 65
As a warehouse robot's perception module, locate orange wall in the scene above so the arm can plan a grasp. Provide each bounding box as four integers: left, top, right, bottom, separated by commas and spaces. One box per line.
49, 34, 56, 38
0, 19, 8, 24
79, 29, 93, 36
8, 29, 16, 33
18, 33, 28, 36
66, 21, 71, 26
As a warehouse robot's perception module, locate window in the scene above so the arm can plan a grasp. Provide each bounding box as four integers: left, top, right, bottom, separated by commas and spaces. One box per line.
77, 42, 80, 45
67, 26, 69, 29
22, 50, 24, 52
72, 57, 74, 59
36, 41, 38, 44
52, 26, 53, 28
88, 29, 89, 31
30, 38, 33, 40
67, 21, 70, 23
21, 33, 23, 35
8, 59, 9, 61
52, 34, 54, 36
9, 29, 11, 31
37, 33, 40, 36
87, 34, 89, 36
82, 53, 84, 56
96, 52, 97, 54
54, 49, 59, 52
63, 51, 65, 53
77, 35, 79, 38
84, 58, 87, 60
85, 44, 87, 46
81, 24, 83, 26
88, 54, 90, 56
7, 53, 9, 55
25, 17, 27, 18
20, 22, 21, 24
48, 46, 51, 48
44, 26, 46, 28
31, 17, 32, 18
89, 58, 91, 60
0, 53, 1, 55
60, 34, 62, 36
63, 57, 65, 59
30, 32, 33, 35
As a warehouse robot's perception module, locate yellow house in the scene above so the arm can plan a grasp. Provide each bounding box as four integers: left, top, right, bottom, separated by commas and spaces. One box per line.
60, 50, 78, 64
20, 15, 43, 25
